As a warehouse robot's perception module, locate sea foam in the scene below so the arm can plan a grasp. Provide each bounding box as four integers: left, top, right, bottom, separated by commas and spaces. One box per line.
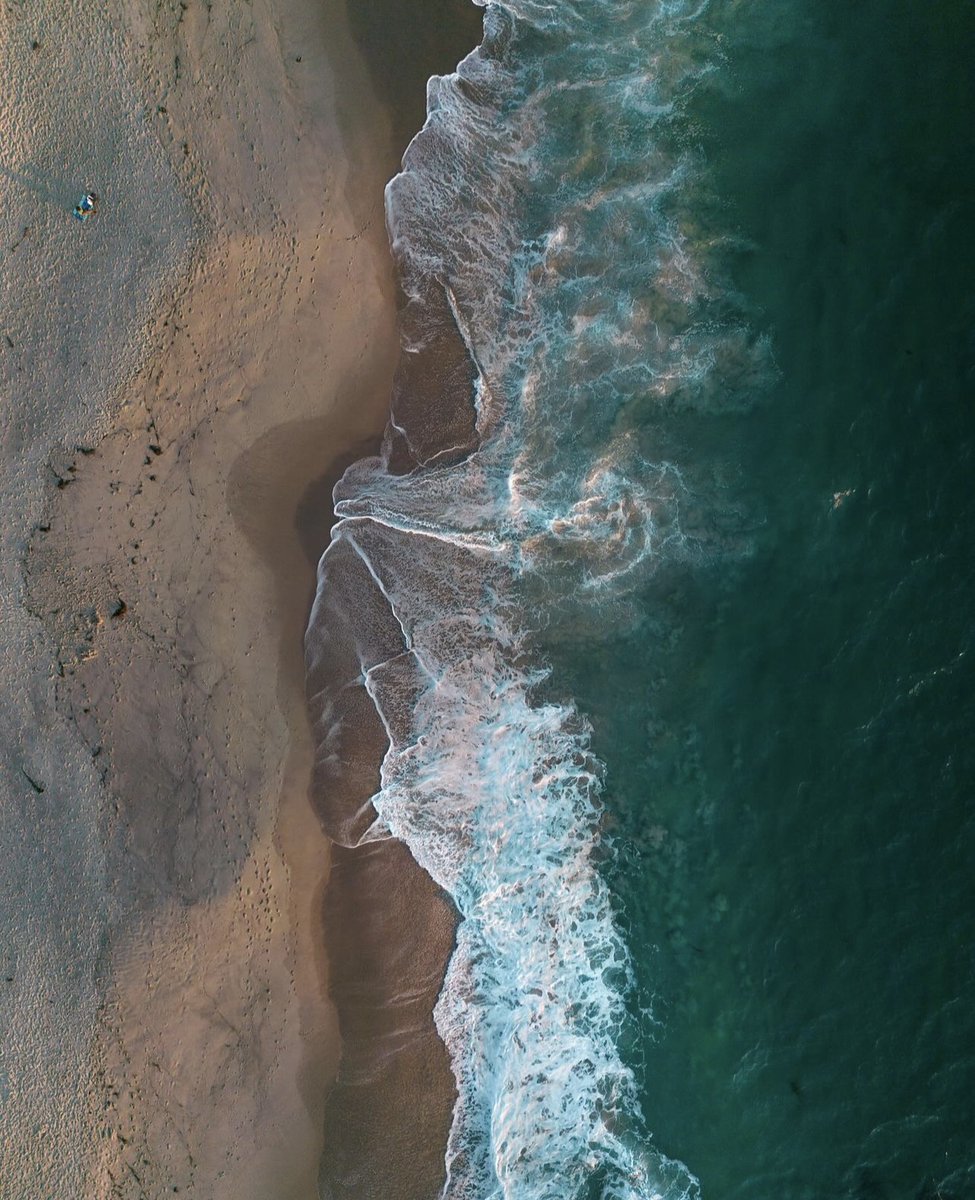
307, 0, 767, 1194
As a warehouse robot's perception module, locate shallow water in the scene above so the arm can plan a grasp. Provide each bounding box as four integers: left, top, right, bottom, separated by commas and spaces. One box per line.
308, 0, 974, 1195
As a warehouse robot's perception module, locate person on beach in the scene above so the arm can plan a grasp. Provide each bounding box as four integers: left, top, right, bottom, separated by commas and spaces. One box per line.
72, 191, 98, 221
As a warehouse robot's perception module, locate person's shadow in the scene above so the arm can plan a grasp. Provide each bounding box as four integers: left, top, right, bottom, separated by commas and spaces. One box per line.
0, 162, 89, 215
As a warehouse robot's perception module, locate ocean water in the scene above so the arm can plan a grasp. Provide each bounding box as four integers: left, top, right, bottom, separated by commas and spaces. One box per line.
307, 0, 974, 1197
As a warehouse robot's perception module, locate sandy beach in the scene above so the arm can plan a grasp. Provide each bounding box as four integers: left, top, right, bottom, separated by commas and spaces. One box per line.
0, 0, 477, 1195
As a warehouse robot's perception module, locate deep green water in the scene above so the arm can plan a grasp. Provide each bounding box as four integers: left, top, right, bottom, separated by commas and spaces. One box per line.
552, 1, 975, 1196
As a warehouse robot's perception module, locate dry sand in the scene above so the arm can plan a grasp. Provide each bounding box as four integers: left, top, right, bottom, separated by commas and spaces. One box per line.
0, 0, 418, 1194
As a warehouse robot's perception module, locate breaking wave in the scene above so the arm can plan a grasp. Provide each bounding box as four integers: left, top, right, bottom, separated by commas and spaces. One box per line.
307, 1, 769, 1195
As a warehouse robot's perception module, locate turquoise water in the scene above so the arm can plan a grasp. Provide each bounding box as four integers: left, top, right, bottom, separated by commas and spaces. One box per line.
310, 0, 974, 1195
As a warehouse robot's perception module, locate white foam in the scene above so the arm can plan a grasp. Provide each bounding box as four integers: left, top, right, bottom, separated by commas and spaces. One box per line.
310, 0, 774, 1193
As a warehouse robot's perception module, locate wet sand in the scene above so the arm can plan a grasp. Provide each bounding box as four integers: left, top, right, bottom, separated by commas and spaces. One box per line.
305, 0, 486, 1187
